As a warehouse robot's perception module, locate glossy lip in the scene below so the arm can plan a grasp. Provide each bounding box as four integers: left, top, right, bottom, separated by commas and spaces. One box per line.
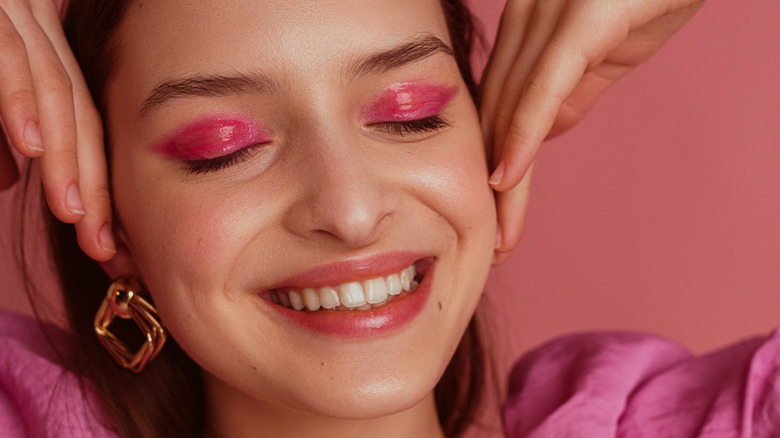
257, 254, 435, 337
364, 81, 458, 123
154, 113, 269, 160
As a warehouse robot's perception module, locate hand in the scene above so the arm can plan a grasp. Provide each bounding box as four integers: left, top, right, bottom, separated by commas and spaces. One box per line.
480, 0, 704, 265
0, 0, 114, 261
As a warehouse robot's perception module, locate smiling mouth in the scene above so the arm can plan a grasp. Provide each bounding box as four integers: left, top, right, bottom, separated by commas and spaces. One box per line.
266, 261, 428, 312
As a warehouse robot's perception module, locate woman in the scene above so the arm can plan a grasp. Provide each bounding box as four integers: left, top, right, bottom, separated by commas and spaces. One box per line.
0, 0, 703, 437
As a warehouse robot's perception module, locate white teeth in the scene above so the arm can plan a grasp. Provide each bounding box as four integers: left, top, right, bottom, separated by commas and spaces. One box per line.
364, 277, 389, 304
386, 274, 402, 296
319, 286, 340, 309
289, 291, 305, 310
302, 288, 321, 311
339, 282, 367, 308
270, 263, 421, 311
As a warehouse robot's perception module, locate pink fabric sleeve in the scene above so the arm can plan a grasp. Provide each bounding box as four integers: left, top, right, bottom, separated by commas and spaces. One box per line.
504, 330, 780, 437
0, 309, 118, 437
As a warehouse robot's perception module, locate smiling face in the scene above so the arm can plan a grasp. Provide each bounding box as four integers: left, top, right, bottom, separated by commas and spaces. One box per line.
102, 0, 495, 433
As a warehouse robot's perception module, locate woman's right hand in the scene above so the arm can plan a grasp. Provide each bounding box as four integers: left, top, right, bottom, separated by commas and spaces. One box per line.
0, 0, 114, 260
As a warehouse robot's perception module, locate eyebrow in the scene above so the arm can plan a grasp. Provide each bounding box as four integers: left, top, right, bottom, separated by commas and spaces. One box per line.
138, 34, 454, 117
347, 33, 454, 79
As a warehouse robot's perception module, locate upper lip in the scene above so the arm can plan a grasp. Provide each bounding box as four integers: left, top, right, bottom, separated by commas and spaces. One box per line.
264, 252, 428, 291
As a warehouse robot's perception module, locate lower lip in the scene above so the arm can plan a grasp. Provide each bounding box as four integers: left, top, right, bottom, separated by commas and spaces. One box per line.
261, 264, 435, 337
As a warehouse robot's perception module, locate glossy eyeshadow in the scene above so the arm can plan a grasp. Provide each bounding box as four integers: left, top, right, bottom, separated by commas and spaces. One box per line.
155, 115, 268, 160
364, 82, 458, 123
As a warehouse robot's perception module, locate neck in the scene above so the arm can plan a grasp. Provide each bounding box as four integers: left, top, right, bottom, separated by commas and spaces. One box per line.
203, 375, 446, 438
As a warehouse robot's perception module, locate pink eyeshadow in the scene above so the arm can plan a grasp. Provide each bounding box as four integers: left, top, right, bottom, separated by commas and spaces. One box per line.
364, 82, 458, 123
155, 115, 268, 160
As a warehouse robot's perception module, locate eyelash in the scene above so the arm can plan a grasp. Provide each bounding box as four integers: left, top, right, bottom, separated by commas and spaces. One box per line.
372, 115, 451, 136
185, 116, 450, 174
185, 146, 258, 174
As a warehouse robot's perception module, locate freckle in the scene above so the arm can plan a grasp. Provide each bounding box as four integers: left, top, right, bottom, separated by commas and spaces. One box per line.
252, 366, 257, 371
320, 362, 325, 366
438, 301, 442, 310
330, 376, 334, 380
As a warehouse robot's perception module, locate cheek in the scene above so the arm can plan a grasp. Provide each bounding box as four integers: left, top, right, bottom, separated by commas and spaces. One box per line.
111, 161, 265, 302
416, 121, 496, 246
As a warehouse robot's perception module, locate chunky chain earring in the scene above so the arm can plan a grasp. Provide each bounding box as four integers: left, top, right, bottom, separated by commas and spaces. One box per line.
93, 278, 166, 372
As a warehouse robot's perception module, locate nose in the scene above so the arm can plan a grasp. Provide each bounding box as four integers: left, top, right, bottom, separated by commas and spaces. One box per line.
282, 131, 396, 249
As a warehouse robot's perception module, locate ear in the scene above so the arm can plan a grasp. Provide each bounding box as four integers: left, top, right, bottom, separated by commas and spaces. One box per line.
98, 227, 142, 280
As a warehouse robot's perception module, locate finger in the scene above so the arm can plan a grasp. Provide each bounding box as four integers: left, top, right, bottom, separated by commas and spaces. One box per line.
32, 2, 115, 260
0, 7, 43, 157
72, 101, 114, 260
490, 29, 590, 193
487, 0, 568, 165
493, 163, 534, 266
0, 134, 20, 189
10, 6, 84, 224
479, 0, 535, 151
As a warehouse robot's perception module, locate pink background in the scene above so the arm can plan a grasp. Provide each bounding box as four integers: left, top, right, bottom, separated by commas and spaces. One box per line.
1, 0, 779, 377
470, 0, 780, 366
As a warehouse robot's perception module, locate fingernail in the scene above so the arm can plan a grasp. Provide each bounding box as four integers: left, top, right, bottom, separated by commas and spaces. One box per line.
488, 161, 505, 186
24, 121, 44, 152
99, 223, 116, 254
66, 184, 86, 215
495, 222, 503, 249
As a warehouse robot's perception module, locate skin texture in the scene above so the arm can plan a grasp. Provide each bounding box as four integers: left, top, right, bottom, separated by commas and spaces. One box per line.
100, 0, 496, 436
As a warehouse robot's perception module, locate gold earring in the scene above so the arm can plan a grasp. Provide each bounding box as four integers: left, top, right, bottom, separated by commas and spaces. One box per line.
93, 278, 166, 372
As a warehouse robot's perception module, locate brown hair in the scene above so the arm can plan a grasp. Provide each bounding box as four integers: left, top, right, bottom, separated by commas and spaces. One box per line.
26, 0, 492, 436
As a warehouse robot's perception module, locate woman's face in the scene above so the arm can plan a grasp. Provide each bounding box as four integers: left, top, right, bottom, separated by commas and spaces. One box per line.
104, 0, 495, 426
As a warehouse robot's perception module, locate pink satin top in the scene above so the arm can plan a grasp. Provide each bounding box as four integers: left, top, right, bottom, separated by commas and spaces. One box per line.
3, 306, 780, 437
504, 330, 780, 437
0, 309, 116, 437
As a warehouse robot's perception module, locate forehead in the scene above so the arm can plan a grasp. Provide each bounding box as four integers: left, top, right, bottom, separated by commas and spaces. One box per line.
112, 0, 451, 98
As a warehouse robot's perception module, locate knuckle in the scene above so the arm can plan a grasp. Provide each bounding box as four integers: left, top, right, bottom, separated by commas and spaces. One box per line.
505, 122, 538, 147
0, 25, 26, 56
91, 185, 112, 206
38, 69, 73, 97
523, 71, 550, 97
5, 87, 35, 106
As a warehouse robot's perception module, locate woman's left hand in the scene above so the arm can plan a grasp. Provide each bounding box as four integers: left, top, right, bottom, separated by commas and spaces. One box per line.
481, 0, 704, 265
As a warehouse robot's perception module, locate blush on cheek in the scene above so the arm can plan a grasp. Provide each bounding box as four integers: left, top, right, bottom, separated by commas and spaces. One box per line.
364, 82, 458, 123
155, 114, 269, 160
